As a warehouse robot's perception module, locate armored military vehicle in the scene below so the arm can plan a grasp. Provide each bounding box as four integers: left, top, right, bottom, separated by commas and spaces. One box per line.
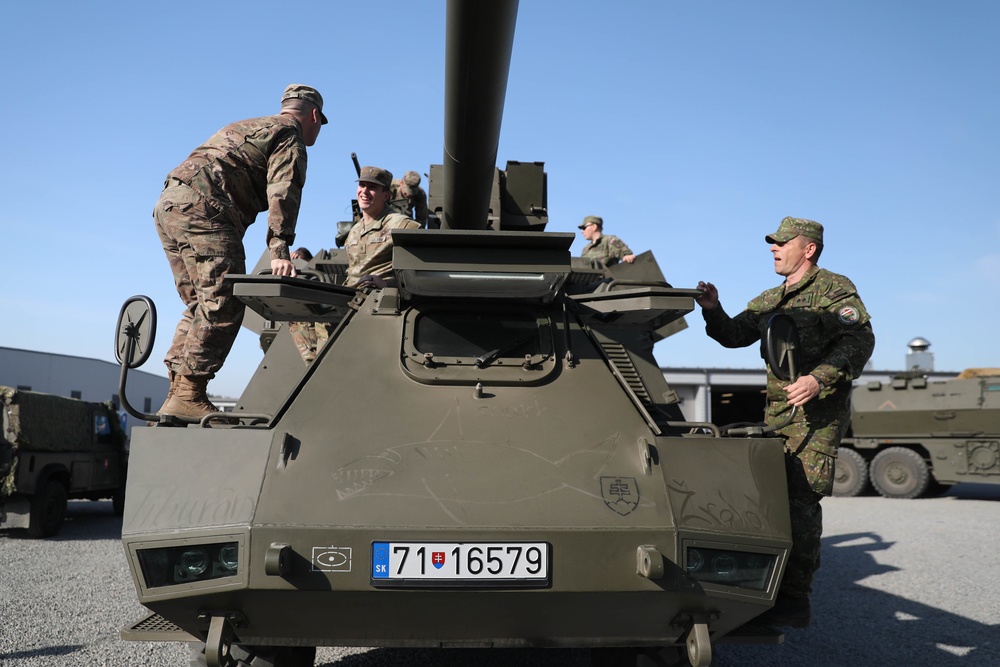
834, 369, 1000, 499
0, 386, 128, 537
116, 2, 795, 665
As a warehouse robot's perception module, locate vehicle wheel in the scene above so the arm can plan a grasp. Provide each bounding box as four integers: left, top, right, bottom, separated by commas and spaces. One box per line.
870, 447, 930, 499
190, 643, 316, 667
833, 447, 870, 497
28, 480, 68, 538
112, 485, 126, 516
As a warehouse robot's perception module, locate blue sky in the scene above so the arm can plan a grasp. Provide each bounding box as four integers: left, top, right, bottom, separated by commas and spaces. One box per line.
2, 1, 997, 397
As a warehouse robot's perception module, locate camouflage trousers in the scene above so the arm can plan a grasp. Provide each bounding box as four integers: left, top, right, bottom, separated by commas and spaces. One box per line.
774, 412, 849, 598
288, 321, 335, 365
154, 183, 246, 378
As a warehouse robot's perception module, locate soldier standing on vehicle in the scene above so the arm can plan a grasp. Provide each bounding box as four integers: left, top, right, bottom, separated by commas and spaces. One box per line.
578, 215, 636, 266
694, 216, 875, 628
154, 84, 328, 420
390, 170, 428, 226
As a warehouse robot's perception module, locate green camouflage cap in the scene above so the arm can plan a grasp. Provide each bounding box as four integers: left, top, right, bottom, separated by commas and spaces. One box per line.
281, 84, 329, 125
765, 216, 824, 244
358, 166, 393, 190
578, 215, 603, 230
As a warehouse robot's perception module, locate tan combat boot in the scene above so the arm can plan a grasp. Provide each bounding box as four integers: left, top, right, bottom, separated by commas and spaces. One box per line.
154, 371, 177, 414
159, 375, 220, 422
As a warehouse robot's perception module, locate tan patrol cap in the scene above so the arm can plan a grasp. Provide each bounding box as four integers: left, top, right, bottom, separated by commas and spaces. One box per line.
403, 171, 421, 187
358, 166, 393, 190
765, 217, 824, 244
281, 84, 329, 125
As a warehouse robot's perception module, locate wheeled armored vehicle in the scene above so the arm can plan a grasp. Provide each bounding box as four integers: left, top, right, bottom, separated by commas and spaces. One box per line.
835, 368, 1000, 499
116, 2, 794, 665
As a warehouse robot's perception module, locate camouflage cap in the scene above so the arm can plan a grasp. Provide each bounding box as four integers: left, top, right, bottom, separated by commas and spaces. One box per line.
358, 166, 393, 190
281, 84, 329, 125
578, 215, 603, 230
403, 170, 421, 187
765, 216, 824, 244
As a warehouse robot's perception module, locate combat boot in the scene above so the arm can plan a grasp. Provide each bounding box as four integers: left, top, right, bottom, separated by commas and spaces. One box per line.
154, 371, 177, 414
159, 375, 220, 422
756, 593, 811, 628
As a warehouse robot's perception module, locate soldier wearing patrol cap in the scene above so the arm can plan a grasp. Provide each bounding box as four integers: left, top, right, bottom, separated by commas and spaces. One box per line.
390, 170, 428, 226
695, 216, 875, 629
578, 215, 636, 266
289, 166, 422, 365
153, 83, 328, 420
345, 166, 421, 288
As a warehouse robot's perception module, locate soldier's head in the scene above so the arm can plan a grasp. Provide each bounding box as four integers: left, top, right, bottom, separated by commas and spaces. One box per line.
357, 166, 393, 217
767, 217, 824, 280
578, 215, 603, 241
280, 84, 328, 146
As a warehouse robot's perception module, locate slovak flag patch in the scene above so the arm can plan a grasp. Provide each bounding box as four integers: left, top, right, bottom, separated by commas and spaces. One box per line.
838, 306, 859, 325
432, 552, 446, 569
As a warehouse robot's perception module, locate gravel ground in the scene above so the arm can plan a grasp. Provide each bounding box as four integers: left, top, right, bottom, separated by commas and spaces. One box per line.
2, 484, 998, 666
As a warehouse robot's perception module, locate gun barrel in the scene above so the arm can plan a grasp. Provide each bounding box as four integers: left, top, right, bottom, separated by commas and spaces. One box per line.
441, 0, 519, 230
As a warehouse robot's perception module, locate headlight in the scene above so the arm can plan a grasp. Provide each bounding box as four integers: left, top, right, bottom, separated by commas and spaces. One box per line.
136, 541, 240, 588
685, 546, 776, 591
179, 548, 209, 576
218, 543, 239, 573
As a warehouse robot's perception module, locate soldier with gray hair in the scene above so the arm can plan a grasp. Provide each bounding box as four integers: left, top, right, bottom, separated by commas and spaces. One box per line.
153, 84, 328, 420
578, 215, 636, 266
695, 216, 875, 628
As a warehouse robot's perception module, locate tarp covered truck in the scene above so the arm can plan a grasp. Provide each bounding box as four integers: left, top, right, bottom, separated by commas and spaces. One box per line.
1, 386, 128, 537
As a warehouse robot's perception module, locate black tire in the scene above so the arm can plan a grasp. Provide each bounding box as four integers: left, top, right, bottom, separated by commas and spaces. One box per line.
28, 480, 68, 538
190, 643, 316, 667
870, 447, 930, 499
833, 447, 870, 497
112, 485, 126, 516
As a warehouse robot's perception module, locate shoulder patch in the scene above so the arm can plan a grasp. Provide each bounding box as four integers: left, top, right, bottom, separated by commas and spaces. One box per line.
838, 306, 860, 325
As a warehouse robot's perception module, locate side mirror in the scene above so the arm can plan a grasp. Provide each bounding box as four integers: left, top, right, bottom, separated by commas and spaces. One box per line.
114, 295, 158, 421
765, 313, 800, 382
115, 296, 157, 368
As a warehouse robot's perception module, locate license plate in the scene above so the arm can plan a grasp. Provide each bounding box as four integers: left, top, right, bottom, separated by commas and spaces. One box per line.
371, 541, 549, 586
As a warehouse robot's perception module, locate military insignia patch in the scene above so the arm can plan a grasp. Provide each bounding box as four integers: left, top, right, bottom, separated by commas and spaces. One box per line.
838, 306, 859, 325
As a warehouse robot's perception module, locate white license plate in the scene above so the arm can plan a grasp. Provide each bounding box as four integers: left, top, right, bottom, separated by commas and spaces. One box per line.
371, 541, 549, 585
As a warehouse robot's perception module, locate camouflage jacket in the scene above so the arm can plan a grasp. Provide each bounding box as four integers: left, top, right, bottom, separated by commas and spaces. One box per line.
582, 234, 633, 266
344, 207, 420, 287
703, 265, 875, 422
389, 180, 428, 226
164, 114, 307, 261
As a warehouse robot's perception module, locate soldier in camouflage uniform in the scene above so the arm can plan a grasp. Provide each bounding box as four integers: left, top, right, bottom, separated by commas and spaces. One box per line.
153, 84, 328, 420
390, 170, 428, 227
289, 166, 420, 364
578, 215, 636, 266
695, 216, 874, 628
345, 166, 421, 288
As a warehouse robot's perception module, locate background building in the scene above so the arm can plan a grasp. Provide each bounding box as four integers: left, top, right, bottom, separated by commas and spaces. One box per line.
0, 347, 168, 435
3, 339, 959, 433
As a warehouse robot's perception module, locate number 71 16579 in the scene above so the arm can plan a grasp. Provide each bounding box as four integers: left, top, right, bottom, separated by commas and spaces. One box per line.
371, 542, 549, 581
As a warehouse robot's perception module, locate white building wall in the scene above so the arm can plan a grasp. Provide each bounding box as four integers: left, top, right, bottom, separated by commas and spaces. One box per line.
0, 347, 169, 436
